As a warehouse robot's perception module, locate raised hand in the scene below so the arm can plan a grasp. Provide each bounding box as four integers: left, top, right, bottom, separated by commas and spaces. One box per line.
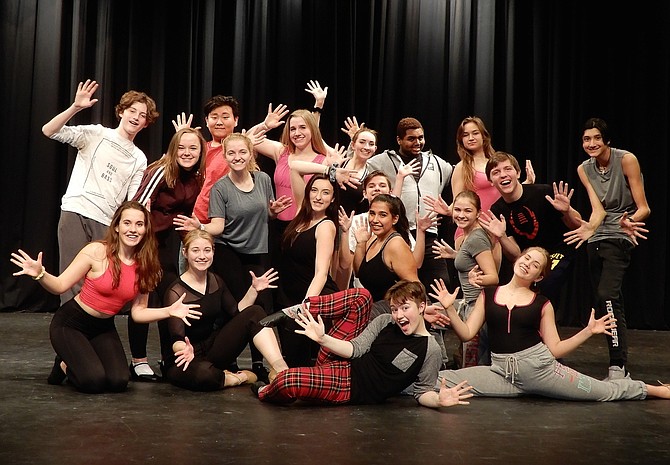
353, 215, 371, 244
171, 112, 201, 132
294, 310, 326, 343
423, 194, 451, 216
618, 212, 649, 246
586, 308, 617, 336
523, 159, 536, 184
563, 219, 595, 249
270, 195, 293, 216
250, 268, 279, 293
73, 79, 99, 110
10, 249, 44, 278
338, 207, 355, 233
241, 126, 267, 146
545, 181, 574, 213
424, 304, 451, 327
335, 168, 360, 191
326, 143, 348, 166
432, 239, 456, 260
417, 210, 439, 232
478, 210, 506, 239
174, 336, 194, 371
305, 80, 328, 107
398, 158, 421, 180
168, 293, 202, 326
263, 103, 289, 130
340, 116, 365, 139
437, 379, 474, 407
429, 279, 460, 310
173, 214, 201, 232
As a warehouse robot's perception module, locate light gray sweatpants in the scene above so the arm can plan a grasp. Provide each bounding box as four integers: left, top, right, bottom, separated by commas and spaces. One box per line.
439, 343, 647, 401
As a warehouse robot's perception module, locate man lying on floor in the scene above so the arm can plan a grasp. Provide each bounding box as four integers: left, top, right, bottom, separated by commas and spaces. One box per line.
253, 281, 473, 408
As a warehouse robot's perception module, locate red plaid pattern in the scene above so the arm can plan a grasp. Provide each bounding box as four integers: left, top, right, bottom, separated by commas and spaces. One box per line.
259, 360, 352, 404
306, 288, 373, 365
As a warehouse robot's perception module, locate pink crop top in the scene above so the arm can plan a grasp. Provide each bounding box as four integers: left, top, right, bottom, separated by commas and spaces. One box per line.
79, 261, 138, 315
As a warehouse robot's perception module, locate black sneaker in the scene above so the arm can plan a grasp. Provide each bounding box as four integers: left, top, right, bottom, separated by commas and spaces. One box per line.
252, 363, 270, 384
250, 381, 267, 397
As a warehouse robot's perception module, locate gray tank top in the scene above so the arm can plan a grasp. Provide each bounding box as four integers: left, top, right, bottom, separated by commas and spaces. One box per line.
581, 148, 639, 243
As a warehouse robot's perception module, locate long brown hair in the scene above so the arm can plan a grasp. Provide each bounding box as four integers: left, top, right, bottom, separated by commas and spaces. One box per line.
146, 128, 206, 188
103, 201, 161, 293
282, 174, 339, 249
280, 110, 328, 155
456, 116, 495, 191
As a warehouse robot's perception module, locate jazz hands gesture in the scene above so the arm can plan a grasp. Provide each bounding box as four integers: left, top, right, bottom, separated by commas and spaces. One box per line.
618, 212, 649, 246
10, 249, 44, 279
428, 279, 460, 311
174, 336, 195, 371
168, 293, 202, 326
250, 268, 279, 293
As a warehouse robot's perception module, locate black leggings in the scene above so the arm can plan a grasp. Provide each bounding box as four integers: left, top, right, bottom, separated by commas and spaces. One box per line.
164, 305, 266, 391
49, 300, 129, 393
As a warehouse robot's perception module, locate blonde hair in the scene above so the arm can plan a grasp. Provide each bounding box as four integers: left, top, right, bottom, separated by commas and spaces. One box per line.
223, 133, 259, 172
280, 110, 328, 155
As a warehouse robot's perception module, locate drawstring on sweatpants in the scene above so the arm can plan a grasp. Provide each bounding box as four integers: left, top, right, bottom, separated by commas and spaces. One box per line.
505, 356, 520, 384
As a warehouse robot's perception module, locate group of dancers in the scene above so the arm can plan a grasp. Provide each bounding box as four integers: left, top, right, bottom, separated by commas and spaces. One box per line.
11, 78, 669, 407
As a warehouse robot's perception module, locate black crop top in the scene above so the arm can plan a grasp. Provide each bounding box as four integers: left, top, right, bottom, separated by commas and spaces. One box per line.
483, 286, 549, 354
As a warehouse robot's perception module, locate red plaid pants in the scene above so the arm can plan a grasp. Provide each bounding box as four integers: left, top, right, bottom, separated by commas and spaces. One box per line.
260, 288, 373, 403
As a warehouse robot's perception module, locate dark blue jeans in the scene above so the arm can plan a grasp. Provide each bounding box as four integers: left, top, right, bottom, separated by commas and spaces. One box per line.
587, 238, 634, 366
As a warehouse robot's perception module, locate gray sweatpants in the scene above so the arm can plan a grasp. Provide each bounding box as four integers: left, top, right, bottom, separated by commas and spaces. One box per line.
439, 342, 647, 401
57, 211, 108, 305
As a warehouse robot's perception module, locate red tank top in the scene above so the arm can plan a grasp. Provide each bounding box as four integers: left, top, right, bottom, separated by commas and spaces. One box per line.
79, 261, 138, 315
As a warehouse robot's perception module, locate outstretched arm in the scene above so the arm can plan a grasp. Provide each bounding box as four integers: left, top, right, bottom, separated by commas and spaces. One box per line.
305, 80, 328, 124
429, 280, 484, 342
544, 181, 582, 230
418, 379, 474, 409
42, 79, 99, 137
250, 103, 290, 163
540, 304, 616, 359
294, 311, 354, 358
11, 243, 102, 295
478, 210, 521, 260
564, 166, 606, 248
130, 292, 201, 325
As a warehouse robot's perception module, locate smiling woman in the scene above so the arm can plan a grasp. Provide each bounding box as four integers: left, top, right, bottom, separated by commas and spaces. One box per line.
127, 128, 207, 381
10, 201, 201, 393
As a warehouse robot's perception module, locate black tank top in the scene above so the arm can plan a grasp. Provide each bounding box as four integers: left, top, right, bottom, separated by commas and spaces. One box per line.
357, 232, 401, 302
278, 218, 338, 306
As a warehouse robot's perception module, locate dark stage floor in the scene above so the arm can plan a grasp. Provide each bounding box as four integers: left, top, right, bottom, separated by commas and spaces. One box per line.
1, 312, 669, 465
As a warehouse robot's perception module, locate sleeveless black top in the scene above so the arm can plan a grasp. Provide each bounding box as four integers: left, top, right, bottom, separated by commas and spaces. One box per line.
483, 286, 549, 354
278, 218, 338, 307
357, 232, 401, 302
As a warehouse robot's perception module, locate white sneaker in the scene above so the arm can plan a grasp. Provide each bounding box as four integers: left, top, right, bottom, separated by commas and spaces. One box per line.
602, 365, 629, 382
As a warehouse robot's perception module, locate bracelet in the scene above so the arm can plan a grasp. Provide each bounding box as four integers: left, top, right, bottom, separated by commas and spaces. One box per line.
312, 106, 323, 114
199, 223, 206, 231
33, 266, 46, 281
328, 163, 339, 183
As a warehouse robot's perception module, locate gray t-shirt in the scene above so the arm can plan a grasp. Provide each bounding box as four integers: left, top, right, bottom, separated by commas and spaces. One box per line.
454, 228, 492, 304
208, 171, 274, 253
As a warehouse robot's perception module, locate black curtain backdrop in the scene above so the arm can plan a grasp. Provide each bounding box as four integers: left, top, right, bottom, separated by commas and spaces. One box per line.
1, 0, 668, 330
